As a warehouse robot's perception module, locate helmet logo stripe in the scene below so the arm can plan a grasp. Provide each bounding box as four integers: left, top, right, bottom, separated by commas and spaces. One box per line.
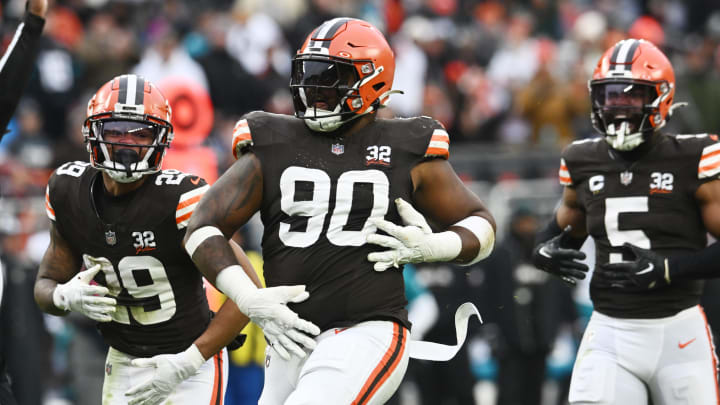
126, 74, 137, 105
118, 75, 128, 105
309, 18, 351, 51
611, 39, 639, 74
135, 76, 145, 105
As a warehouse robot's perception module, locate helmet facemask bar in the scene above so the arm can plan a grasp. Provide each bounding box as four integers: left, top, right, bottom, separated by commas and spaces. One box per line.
290, 56, 364, 132
590, 80, 666, 151
84, 117, 172, 183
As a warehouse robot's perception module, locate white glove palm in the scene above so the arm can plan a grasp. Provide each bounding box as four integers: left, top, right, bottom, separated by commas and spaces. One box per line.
236, 285, 321, 361
367, 198, 461, 271
53, 264, 116, 322
125, 344, 205, 405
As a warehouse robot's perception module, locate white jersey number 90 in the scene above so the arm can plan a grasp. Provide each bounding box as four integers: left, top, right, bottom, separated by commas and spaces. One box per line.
278, 166, 390, 247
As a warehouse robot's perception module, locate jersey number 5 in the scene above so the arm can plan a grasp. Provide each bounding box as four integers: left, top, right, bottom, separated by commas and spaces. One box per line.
279, 166, 390, 248
604, 197, 651, 263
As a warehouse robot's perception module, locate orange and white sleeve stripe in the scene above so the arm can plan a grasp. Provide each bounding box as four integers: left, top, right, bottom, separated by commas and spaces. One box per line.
45, 185, 55, 221
559, 158, 572, 186
423, 128, 450, 159
699, 142, 720, 179
231, 119, 253, 160
176, 184, 209, 229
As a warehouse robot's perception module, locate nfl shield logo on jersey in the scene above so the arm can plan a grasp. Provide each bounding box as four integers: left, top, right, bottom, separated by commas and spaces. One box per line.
620, 171, 633, 186
105, 230, 117, 246
331, 143, 344, 155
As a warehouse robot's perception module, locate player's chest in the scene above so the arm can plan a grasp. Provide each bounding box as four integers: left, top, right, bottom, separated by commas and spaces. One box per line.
66, 198, 177, 261
577, 167, 698, 237
81, 223, 177, 260
577, 164, 689, 205
266, 140, 412, 200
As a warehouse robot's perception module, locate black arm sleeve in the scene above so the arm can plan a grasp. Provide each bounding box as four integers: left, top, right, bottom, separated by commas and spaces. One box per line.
0, 11, 45, 138
535, 216, 587, 250
667, 242, 720, 281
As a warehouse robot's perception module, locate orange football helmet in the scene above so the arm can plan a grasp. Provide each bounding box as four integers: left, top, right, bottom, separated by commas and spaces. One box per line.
589, 39, 676, 151
290, 18, 397, 132
83, 74, 174, 182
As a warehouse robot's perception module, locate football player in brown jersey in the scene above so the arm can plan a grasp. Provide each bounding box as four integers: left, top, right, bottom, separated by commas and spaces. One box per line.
532, 39, 720, 404
33, 74, 315, 405
183, 18, 495, 405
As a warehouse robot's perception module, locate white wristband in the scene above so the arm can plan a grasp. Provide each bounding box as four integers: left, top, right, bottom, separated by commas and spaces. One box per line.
424, 231, 463, 262
185, 226, 224, 257
453, 216, 495, 265
215, 265, 258, 313
185, 344, 207, 369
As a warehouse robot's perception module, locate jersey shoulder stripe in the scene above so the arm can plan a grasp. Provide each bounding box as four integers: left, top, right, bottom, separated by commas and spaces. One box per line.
176, 184, 209, 229
558, 139, 603, 186
45, 185, 55, 221
232, 119, 252, 159
424, 128, 450, 159
699, 141, 720, 179
559, 158, 572, 186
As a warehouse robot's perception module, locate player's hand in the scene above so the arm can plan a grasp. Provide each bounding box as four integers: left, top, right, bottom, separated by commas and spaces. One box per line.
52, 264, 117, 322
366, 198, 461, 271
27, 0, 48, 18
236, 285, 320, 361
125, 344, 205, 405
597, 243, 670, 289
531, 226, 588, 285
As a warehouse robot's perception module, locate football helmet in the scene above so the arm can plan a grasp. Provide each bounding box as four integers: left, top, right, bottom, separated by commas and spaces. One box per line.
83, 74, 173, 183
290, 18, 397, 132
589, 39, 676, 151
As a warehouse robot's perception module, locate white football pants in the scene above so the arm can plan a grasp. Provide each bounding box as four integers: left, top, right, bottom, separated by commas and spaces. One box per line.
101, 346, 228, 405
259, 320, 410, 405
569, 305, 718, 404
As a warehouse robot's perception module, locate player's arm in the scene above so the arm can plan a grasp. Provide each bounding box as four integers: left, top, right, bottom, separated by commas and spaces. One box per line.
367, 158, 496, 270
0, 0, 47, 137
193, 240, 259, 359
183, 153, 320, 360
184, 154, 263, 284
600, 179, 720, 289
530, 186, 590, 285
125, 240, 257, 405
34, 222, 117, 321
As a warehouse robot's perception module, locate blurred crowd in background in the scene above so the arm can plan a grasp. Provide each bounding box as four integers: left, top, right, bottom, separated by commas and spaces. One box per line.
2, 0, 720, 404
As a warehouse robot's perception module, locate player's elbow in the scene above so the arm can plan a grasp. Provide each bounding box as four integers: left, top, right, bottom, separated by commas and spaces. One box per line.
473, 210, 497, 233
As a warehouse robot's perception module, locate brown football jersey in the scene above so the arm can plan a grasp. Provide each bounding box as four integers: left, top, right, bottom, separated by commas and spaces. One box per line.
45, 162, 212, 356
233, 111, 451, 331
560, 133, 720, 318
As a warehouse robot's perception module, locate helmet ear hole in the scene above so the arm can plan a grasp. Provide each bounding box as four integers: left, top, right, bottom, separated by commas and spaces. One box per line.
372, 82, 385, 91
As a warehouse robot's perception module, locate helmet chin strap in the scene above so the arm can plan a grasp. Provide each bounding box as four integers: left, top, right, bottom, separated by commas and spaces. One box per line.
606, 121, 644, 151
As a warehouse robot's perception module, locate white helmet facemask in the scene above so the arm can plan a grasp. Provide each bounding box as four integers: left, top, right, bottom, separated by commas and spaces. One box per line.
591, 81, 661, 152
87, 119, 166, 183
300, 85, 347, 132
98, 145, 157, 183
605, 120, 645, 151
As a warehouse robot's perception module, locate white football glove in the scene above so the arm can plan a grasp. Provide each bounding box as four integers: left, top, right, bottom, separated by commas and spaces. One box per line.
52, 264, 116, 322
236, 285, 321, 360
367, 198, 462, 271
125, 344, 205, 405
